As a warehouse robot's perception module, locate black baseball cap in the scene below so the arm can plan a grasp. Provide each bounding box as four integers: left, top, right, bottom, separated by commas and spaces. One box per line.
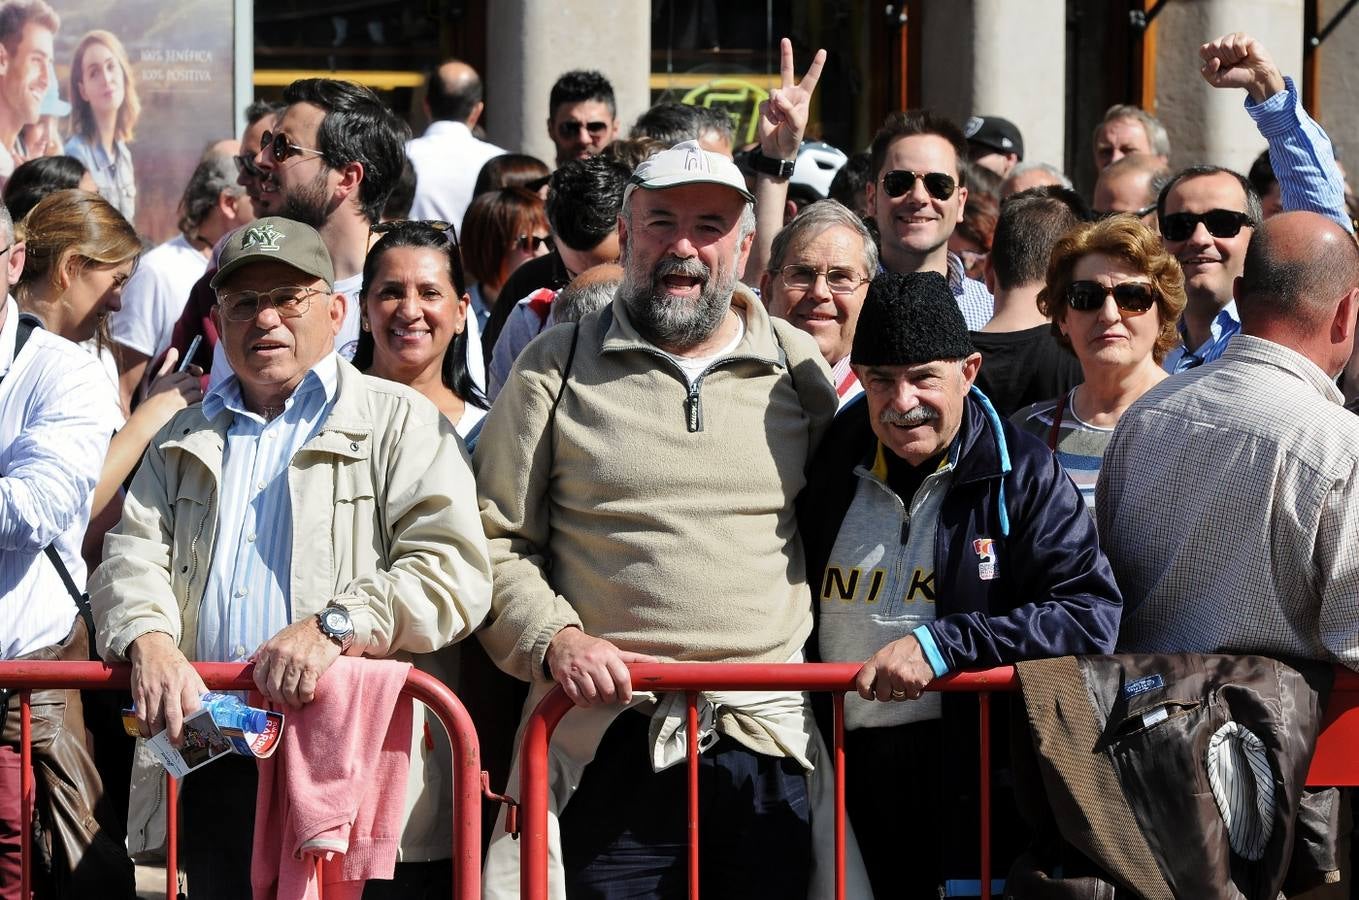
964, 116, 1024, 161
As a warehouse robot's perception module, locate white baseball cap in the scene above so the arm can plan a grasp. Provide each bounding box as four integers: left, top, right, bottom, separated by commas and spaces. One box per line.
624, 140, 755, 207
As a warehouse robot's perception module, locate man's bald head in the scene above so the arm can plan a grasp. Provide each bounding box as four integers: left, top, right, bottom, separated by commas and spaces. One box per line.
1093, 152, 1169, 217
1237, 212, 1359, 371
552, 263, 623, 325
426, 59, 483, 125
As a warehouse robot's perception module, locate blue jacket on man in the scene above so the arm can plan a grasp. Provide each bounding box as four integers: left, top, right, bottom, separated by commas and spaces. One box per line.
799, 387, 1123, 673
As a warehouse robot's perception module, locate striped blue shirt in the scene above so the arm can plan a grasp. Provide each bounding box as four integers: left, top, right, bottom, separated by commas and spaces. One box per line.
1163, 302, 1240, 373
1246, 76, 1352, 234
195, 354, 340, 663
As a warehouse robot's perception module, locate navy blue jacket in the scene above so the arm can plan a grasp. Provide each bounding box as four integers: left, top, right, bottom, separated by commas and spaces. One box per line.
799, 388, 1122, 671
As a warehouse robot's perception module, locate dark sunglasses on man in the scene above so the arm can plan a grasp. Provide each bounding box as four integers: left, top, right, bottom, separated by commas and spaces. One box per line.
555, 120, 609, 140
880, 169, 957, 202
1159, 209, 1254, 242
260, 129, 326, 164
234, 154, 263, 179
1066, 280, 1157, 314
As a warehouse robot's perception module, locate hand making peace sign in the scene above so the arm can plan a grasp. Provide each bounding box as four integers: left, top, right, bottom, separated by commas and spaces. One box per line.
757, 37, 828, 162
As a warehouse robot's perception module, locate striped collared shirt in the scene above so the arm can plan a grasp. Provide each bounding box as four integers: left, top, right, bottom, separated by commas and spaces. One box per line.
1098, 335, 1359, 667
196, 353, 340, 662
946, 251, 995, 332
1245, 76, 1352, 234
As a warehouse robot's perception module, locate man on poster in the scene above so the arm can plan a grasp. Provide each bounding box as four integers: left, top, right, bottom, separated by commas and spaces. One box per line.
0, 0, 57, 178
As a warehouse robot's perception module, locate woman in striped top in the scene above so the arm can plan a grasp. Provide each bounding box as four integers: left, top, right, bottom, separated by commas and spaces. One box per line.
1012, 215, 1187, 508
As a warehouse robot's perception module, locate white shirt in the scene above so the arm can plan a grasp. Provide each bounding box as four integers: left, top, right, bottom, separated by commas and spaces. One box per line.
659, 318, 746, 385
406, 121, 506, 234
0, 298, 118, 658
111, 234, 208, 360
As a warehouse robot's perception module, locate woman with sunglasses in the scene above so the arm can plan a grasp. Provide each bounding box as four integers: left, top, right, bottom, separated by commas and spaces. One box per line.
460, 186, 551, 318
64, 30, 140, 222
1012, 215, 1186, 508
352, 220, 488, 436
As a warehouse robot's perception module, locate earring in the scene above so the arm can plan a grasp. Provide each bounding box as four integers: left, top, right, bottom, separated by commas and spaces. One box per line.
361, 319, 370, 332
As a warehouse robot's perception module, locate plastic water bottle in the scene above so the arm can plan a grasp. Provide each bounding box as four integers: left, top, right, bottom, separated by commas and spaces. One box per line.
200, 692, 269, 733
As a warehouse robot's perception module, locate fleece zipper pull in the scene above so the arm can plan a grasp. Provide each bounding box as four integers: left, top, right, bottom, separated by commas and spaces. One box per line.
685, 379, 704, 433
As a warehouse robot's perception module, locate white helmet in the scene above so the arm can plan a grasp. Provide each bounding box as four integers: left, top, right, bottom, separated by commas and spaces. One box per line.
790, 141, 849, 201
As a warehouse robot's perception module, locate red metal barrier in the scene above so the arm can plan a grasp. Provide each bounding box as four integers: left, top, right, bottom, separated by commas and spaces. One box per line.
518, 663, 1359, 900
0, 660, 483, 900
518, 662, 1018, 900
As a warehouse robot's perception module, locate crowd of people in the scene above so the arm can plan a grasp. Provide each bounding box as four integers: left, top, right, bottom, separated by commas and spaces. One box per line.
0, 9, 1357, 898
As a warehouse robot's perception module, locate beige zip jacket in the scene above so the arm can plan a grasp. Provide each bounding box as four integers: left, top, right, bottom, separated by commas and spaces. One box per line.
88, 357, 493, 857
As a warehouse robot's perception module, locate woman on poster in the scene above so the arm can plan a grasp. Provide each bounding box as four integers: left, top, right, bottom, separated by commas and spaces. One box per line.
64, 30, 140, 222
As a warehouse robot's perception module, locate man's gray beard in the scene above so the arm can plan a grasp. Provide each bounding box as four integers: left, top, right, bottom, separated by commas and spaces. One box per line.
619, 255, 735, 352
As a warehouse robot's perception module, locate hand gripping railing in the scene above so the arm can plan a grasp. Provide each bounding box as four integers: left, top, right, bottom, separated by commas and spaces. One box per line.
518, 662, 1019, 900
0, 660, 484, 900
518, 662, 1359, 900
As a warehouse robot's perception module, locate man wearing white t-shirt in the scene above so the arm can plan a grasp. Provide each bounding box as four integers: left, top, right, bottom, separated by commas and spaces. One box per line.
113, 148, 252, 408
407, 60, 505, 233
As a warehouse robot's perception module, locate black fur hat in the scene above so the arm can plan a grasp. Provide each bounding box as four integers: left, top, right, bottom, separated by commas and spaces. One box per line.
851, 271, 976, 366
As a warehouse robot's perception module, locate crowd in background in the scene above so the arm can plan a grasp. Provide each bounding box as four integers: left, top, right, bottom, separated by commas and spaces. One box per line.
1, 6, 1358, 898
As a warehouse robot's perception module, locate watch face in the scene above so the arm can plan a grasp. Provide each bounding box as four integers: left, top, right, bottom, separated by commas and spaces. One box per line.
322, 609, 350, 634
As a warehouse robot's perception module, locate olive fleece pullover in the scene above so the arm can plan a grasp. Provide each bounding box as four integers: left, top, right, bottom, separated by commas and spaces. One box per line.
473, 287, 837, 685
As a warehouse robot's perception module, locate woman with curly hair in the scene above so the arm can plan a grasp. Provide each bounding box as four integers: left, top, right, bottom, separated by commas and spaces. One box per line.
1011, 214, 1187, 508
64, 30, 140, 221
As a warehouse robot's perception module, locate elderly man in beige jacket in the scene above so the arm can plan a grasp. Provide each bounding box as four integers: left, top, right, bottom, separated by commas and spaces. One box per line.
89, 217, 492, 899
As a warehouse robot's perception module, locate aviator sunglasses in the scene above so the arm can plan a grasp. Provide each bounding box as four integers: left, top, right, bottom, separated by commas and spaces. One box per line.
556, 120, 610, 140
260, 129, 326, 163
1066, 281, 1157, 314
880, 169, 957, 201
1159, 209, 1254, 242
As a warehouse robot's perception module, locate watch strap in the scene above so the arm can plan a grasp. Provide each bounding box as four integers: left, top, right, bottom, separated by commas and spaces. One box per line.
750, 151, 795, 179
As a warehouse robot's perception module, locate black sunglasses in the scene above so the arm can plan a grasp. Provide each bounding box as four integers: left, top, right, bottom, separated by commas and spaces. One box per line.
260, 129, 325, 164
1066, 280, 1157, 314
371, 219, 460, 245
1160, 209, 1254, 242
881, 169, 957, 201
556, 120, 609, 140
233, 153, 263, 178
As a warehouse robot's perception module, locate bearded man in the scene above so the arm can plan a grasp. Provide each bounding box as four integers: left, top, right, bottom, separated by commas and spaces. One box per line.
472, 140, 841, 897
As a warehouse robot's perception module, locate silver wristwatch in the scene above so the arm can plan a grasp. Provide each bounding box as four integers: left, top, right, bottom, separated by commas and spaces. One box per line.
317, 604, 355, 653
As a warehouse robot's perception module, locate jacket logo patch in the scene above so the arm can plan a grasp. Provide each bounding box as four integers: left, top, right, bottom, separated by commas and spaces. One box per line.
1122, 673, 1165, 699
972, 538, 998, 580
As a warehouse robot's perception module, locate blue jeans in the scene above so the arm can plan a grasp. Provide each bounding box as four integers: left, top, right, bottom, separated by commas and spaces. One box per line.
560, 708, 812, 899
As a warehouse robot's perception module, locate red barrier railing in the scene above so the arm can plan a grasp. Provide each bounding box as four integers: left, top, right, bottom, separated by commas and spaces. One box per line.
518, 662, 1017, 900
518, 662, 1359, 900
0, 660, 483, 900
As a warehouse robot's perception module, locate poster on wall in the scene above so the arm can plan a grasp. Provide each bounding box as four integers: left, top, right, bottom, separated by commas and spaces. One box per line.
0, 0, 238, 243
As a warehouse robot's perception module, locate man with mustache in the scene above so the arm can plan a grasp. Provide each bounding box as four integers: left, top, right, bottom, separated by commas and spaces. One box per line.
474, 140, 839, 896
798, 271, 1122, 898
